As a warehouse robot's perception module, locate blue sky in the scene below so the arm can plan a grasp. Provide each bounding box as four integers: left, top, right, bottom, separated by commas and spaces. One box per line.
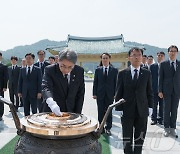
0, 0, 180, 51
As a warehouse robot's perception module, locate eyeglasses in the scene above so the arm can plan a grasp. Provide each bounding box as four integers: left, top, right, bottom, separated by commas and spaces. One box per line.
169, 50, 178, 52
60, 64, 74, 71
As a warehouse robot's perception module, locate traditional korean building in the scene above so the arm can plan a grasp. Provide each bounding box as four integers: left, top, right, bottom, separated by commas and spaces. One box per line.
47, 34, 144, 70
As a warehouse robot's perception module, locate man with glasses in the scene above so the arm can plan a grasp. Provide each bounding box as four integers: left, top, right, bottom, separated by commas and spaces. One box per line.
34, 50, 50, 112
42, 49, 85, 115
115, 47, 153, 154
34, 50, 50, 75
159, 45, 180, 138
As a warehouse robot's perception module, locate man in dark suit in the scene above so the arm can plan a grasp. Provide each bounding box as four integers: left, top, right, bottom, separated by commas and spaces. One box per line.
42, 49, 85, 115
8, 56, 21, 111
159, 45, 180, 138
115, 47, 153, 154
34, 50, 50, 75
140, 55, 148, 69
34, 50, 50, 112
93, 53, 118, 135
18, 53, 42, 116
147, 55, 154, 69
0, 52, 8, 121
19, 58, 27, 107
150, 52, 165, 125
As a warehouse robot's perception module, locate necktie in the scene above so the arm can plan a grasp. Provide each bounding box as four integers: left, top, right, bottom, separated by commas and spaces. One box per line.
133, 69, 138, 82
64, 74, 69, 95
171, 62, 175, 76
12, 66, 15, 75
104, 67, 108, 80
28, 67, 31, 76
12, 66, 15, 70
40, 62, 43, 68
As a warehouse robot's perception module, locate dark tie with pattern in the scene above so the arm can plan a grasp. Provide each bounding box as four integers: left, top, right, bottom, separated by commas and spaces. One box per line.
133, 69, 138, 82
171, 62, 175, 76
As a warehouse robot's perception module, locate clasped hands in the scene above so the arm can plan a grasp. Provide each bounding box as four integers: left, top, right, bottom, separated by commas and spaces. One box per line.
46, 97, 62, 116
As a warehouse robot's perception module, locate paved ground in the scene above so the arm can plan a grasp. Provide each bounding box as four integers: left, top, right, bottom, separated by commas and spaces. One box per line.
0, 81, 180, 154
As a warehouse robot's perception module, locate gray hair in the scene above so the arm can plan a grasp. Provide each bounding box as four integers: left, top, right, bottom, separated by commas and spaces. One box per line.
59, 48, 77, 64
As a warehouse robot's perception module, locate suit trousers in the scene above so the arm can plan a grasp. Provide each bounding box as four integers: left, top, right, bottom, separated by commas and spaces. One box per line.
164, 93, 179, 129
0, 91, 4, 117
97, 94, 113, 130
121, 113, 147, 154
9, 85, 19, 110
23, 93, 37, 116
152, 92, 163, 122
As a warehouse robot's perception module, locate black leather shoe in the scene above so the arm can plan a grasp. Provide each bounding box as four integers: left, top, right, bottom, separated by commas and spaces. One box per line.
170, 128, 178, 138
106, 129, 112, 136
0, 117, 2, 121
151, 121, 157, 125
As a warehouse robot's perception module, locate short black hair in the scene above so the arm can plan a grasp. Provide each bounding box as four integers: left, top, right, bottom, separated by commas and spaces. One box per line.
37, 50, 46, 55
147, 55, 153, 59
48, 56, 55, 60
100, 53, 111, 59
157, 51, 165, 56
142, 55, 147, 58
128, 47, 143, 56
11, 56, 18, 61
168, 45, 178, 52
25, 53, 35, 59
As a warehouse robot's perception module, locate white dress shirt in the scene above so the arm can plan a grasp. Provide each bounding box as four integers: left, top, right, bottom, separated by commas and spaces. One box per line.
130, 65, 140, 79
26, 65, 33, 74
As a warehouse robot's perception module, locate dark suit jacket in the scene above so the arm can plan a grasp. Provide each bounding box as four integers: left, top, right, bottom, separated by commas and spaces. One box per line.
42, 64, 85, 114
115, 67, 153, 118
8, 65, 21, 89
159, 60, 180, 97
93, 66, 118, 101
18, 66, 42, 99
34, 61, 50, 75
0, 63, 8, 91
150, 63, 159, 93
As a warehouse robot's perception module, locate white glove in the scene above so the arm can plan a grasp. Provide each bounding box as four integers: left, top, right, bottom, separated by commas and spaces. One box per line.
119, 111, 123, 117
46, 97, 62, 116
149, 108, 153, 117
